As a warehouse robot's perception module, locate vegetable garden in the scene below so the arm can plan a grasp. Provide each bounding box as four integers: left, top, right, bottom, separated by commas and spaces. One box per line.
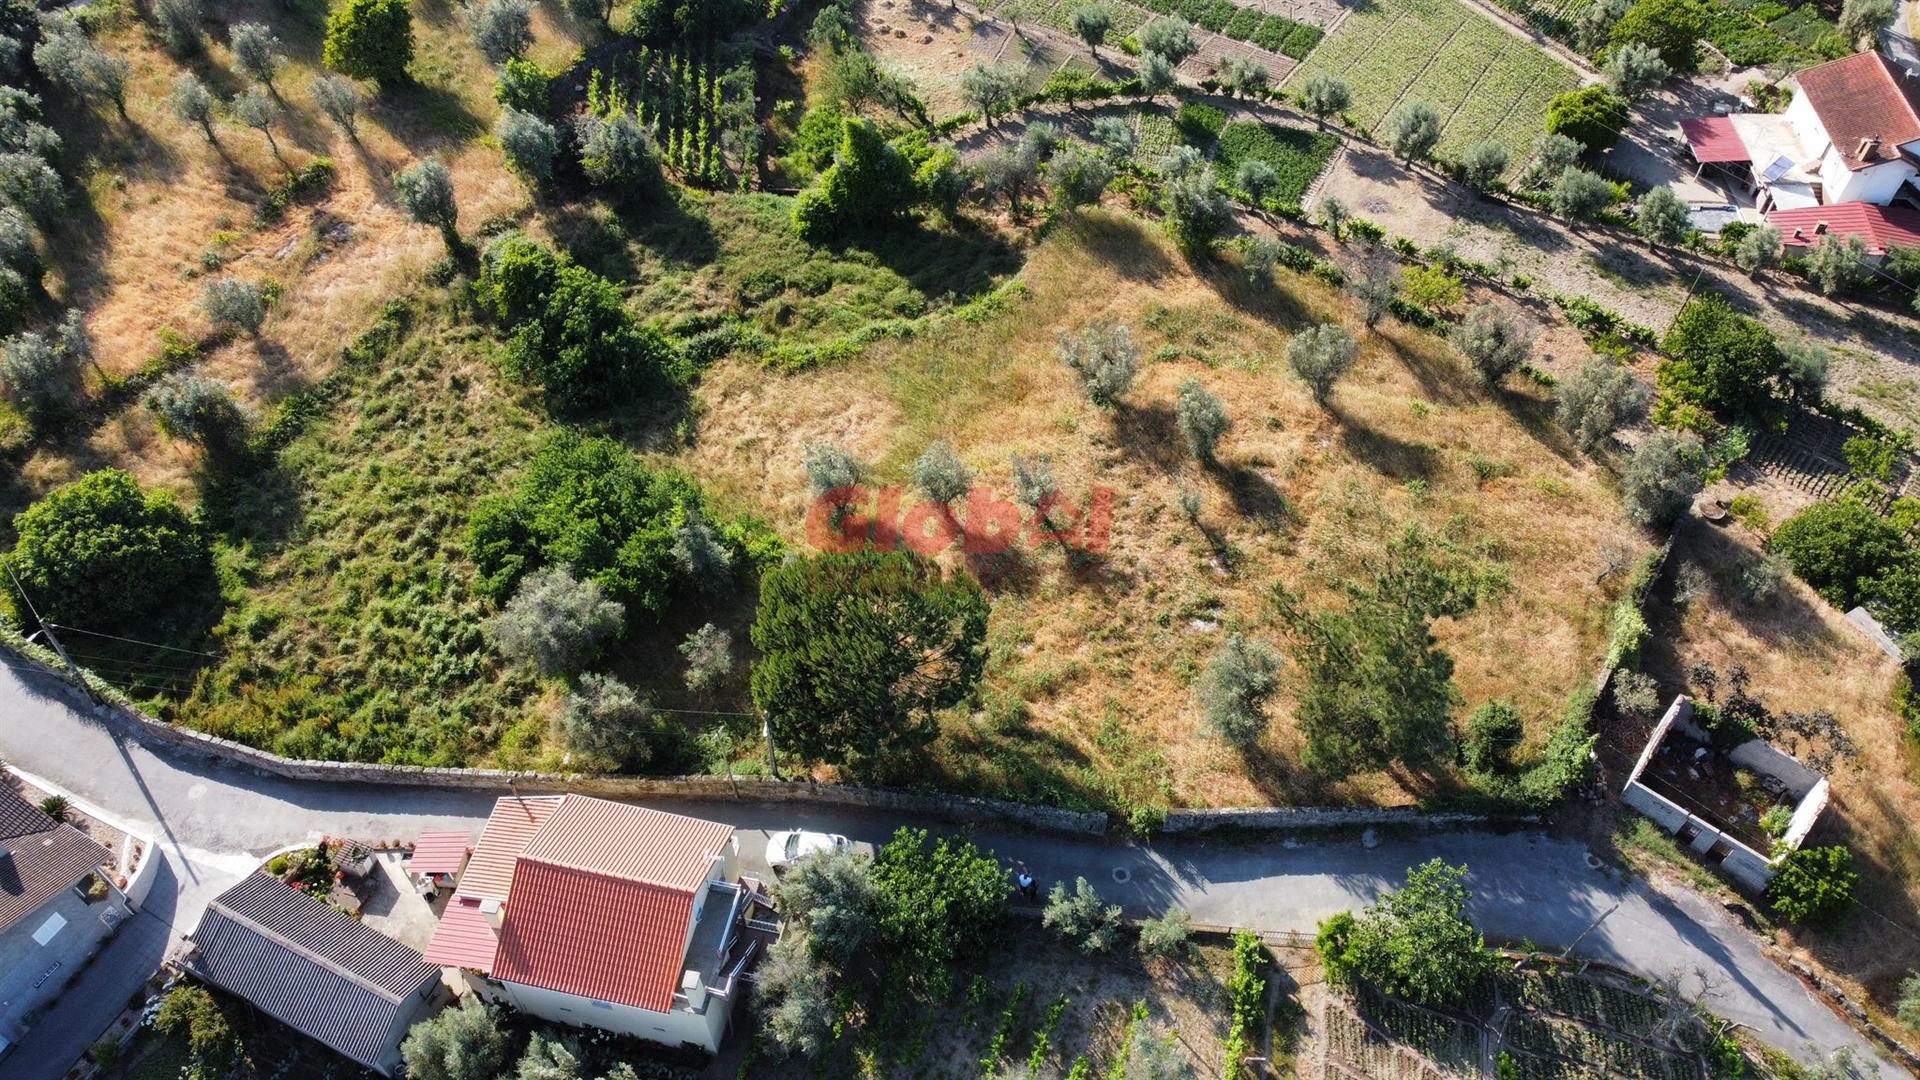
1324, 968, 1732, 1080
986, 0, 1324, 60
586, 40, 758, 189
1290, 0, 1578, 175
1214, 120, 1341, 207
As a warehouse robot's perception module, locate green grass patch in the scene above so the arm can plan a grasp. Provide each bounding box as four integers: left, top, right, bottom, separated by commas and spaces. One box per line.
1213, 121, 1340, 207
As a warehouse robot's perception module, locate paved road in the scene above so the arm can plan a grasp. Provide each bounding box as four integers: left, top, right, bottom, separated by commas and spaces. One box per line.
0, 653, 1895, 1077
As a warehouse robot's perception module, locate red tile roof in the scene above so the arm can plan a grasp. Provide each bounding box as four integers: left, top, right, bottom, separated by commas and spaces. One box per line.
423, 894, 499, 972
457, 796, 562, 901
422, 795, 736, 1013
1794, 52, 1920, 171
1769, 202, 1920, 255
1681, 117, 1749, 163
409, 831, 470, 878
520, 798, 735, 892
491, 860, 698, 1013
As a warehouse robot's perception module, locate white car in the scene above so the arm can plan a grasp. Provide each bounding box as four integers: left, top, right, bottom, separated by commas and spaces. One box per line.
766, 829, 851, 871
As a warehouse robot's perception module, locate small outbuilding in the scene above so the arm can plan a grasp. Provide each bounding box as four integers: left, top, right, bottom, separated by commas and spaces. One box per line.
1621, 696, 1831, 893
185, 873, 447, 1075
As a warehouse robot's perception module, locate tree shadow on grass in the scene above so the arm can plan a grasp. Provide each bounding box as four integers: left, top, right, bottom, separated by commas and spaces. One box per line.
1215, 461, 1296, 531
195, 451, 306, 553
1336, 413, 1439, 480
1060, 210, 1178, 284
1378, 326, 1478, 407
1496, 382, 1583, 467
367, 80, 487, 151
1111, 400, 1188, 473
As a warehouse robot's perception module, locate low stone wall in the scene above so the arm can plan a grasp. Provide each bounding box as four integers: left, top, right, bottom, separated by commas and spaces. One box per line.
1160, 806, 1488, 833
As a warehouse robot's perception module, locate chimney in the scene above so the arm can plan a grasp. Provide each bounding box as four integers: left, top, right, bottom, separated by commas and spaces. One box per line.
680, 970, 707, 1010
479, 897, 503, 929
1858, 135, 1881, 159
1814, 221, 1829, 235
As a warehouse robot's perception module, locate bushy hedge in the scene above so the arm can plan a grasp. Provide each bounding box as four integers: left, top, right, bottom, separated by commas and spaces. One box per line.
478, 234, 680, 410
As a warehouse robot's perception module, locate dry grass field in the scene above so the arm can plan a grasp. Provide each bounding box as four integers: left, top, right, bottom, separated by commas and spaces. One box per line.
4, 0, 557, 509
684, 209, 1648, 810
1632, 517, 1920, 1033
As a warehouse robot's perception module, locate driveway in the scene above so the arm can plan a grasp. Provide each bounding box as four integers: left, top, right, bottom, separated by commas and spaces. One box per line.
0, 651, 1895, 1076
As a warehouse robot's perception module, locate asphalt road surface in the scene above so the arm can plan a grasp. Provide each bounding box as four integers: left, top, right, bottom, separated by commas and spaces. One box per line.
0, 652, 1895, 1078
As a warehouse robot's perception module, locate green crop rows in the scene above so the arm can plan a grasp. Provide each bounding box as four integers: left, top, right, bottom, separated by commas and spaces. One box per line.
1292, 0, 1577, 176
1702, 0, 1848, 66
591, 41, 752, 188
1214, 120, 1339, 205
989, 0, 1323, 60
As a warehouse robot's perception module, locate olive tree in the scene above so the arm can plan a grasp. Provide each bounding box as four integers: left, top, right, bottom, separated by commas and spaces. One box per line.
1451, 302, 1537, 385
312, 74, 364, 139
1287, 322, 1358, 405
229, 22, 284, 88
0, 150, 67, 225
1551, 167, 1617, 226
1635, 184, 1690, 246
1233, 159, 1278, 209
1554, 357, 1648, 454
1778, 336, 1831, 403
1734, 223, 1782, 276
1352, 259, 1399, 329
1620, 430, 1706, 528
143, 372, 248, 449
0, 331, 73, 422
1460, 140, 1509, 192
1058, 321, 1141, 408
35, 18, 128, 118
168, 73, 216, 142
487, 564, 625, 675
202, 276, 266, 334
155, 0, 204, 55
1043, 877, 1123, 953
1048, 144, 1114, 211
552, 673, 654, 767
671, 505, 733, 592
960, 63, 1020, 127
802, 442, 861, 495
1139, 16, 1197, 63
400, 999, 510, 1080
1838, 0, 1894, 48
395, 158, 459, 249
1069, 3, 1113, 54
496, 108, 557, 184
1383, 100, 1441, 164
1527, 132, 1583, 187
1604, 40, 1669, 99
912, 440, 973, 505
577, 113, 653, 187
1090, 115, 1135, 159
1805, 233, 1866, 296
1218, 55, 1269, 99
1299, 73, 1350, 126
1163, 166, 1228, 256
680, 622, 733, 692
1176, 377, 1229, 464
773, 845, 877, 968
1197, 631, 1281, 744
471, 0, 532, 65
231, 86, 281, 158
1138, 51, 1178, 100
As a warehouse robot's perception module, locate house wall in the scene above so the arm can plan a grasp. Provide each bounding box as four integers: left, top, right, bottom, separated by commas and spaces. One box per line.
1785, 90, 1824, 157
1620, 781, 1777, 892
376, 982, 452, 1077
492, 979, 729, 1053
1825, 156, 1918, 205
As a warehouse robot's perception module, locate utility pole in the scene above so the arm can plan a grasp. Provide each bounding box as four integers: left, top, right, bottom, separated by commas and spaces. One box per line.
5, 565, 100, 705
1560, 901, 1622, 960
762, 716, 779, 781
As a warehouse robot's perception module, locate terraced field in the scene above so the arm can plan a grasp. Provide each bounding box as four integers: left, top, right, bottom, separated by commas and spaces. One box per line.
1291, 0, 1579, 173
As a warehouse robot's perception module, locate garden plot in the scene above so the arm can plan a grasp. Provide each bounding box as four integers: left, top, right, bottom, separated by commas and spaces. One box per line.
1185, 33, 1301, 82
1291, 0, 1578, 172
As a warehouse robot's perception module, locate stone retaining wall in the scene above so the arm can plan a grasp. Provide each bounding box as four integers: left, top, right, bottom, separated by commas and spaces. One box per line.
1160, 806, 1489, 832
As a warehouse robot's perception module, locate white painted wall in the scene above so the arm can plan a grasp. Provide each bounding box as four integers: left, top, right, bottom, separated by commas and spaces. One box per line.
493, 979, 729, 1052
1824, 155, 1918, 204
1785, 90, 1826, 158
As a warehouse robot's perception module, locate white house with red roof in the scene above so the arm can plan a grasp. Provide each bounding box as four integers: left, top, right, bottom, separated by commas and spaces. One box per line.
422, 795, 778, 1053
1684, 51, 1920, 210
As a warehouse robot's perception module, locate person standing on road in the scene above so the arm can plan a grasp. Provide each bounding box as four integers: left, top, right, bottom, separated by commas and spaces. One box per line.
1014, 863, 1037, 901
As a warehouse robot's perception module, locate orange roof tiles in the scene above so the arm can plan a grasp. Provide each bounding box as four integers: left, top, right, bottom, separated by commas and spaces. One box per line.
491, 860, 698, 1013
520, 797, 735, 891
409, 831, 470, 878
456, 796, 562, 901
1795, 52, 1920, 171
423, 895, 499, 972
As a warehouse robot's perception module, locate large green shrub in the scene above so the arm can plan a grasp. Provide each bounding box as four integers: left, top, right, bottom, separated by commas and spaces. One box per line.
469, 431, 736, 616
1766, 844, 1858, 927
1768, 498, 1912, 610
1315, 859, 1494, 1007
750, 549, 988, 769
478, 234, 678, 409
870, 826, 1007, 994
323, 0, 413, 84
1658, 295, 1784, 419
1609, 0, 1704, 70
791, 116, 917, 241
1546, 86, 1628, 152
3, 469, 214, 632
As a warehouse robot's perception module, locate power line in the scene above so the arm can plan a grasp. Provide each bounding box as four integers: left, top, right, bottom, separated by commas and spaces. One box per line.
47, 624, 221, 659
